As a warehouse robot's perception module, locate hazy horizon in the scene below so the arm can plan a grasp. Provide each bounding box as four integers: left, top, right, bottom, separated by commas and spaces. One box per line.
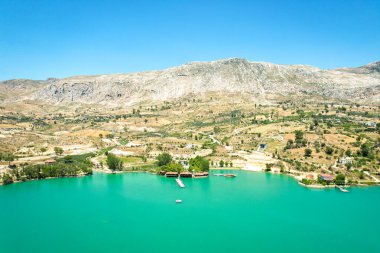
0, 57, 378, 82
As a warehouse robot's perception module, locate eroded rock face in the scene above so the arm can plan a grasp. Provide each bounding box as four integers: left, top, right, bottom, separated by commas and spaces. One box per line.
1, 58, 380, 105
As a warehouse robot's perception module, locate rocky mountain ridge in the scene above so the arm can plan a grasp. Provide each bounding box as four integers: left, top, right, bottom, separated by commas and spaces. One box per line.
1, 58, 379, 105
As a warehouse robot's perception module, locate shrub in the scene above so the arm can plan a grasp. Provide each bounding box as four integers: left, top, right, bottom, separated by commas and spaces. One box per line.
325, 146, 334, 155
2, 174, 14, 185
304, 148, 312, 158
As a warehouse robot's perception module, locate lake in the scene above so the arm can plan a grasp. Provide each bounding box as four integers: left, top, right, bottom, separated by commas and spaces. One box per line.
1, 171, 379, 253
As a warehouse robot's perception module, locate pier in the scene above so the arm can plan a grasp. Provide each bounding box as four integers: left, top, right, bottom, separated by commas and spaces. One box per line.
337, 186, 349, 192
176, 178, 185, 188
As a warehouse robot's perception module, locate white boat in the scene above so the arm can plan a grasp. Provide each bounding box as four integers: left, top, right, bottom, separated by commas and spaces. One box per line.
214, 173, 224, 176
176, 200, 182, 203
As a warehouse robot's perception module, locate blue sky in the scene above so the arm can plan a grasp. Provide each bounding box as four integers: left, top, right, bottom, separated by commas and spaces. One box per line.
0, 0, 379, 80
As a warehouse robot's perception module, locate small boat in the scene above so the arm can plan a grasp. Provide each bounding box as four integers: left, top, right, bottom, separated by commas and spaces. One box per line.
214, 173, 224, 176
224, 174, 237, 178
176, 200, 183, 203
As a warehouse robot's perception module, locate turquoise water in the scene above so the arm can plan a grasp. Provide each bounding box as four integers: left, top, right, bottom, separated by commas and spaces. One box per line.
1, 171, 379, 253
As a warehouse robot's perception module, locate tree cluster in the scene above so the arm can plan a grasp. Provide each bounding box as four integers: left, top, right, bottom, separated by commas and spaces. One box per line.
106, 153, 123, 171
2, 153, 94, 185
189, 156, 210, 172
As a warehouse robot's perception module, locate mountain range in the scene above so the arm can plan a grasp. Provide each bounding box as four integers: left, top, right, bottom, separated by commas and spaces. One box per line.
1, 58, 379, 106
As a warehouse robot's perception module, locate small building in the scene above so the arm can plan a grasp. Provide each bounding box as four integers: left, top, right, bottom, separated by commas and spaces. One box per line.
193, 172, 209, 177
179, 161, 189, 170
165, 172, 178, 177
319, 174, 334, 182
364, 122, 376, 128
339, 157, 353, 165
180, 172, 192, 178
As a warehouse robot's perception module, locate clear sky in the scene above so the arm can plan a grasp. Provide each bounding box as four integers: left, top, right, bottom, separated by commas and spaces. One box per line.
0, 0, 379, 80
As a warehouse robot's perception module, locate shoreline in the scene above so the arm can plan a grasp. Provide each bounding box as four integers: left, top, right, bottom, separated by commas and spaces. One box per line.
2, 168, 380, 189
0, 173, 92, 186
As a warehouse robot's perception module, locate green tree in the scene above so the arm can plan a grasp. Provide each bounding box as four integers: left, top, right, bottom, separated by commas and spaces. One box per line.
304, 148, 312, 158
189, 156, 210, 172
360, 143, 370, 157
3, 153, 15, 166
54, 147, 64, 156
285, 139, 294, 149
40, 147, 47, 154
106, 154, 123, 171
156, 152, 172, 166
63, 156, 74, 163
295, 130, 304, 142
219, 160, 225, 167
2, 174, 13, 185
335, 174, 346, 185
325, 146, 334, 155
163, 163, 184, 173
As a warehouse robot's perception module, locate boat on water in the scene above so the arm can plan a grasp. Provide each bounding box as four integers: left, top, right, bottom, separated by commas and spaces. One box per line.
214, 173, 224, 176
224, 174, 237, 178
176, 200, 183, 203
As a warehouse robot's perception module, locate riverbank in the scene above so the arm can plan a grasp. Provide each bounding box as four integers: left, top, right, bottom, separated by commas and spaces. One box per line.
0, 172, 92, 186
3, 165, 380, 189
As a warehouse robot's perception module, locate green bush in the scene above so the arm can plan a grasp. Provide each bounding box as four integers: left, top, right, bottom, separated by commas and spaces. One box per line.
2, 174, 14, 185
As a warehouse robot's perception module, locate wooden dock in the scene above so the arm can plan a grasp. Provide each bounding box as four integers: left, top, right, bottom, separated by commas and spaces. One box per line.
176, 178, 185, 188
337, 186, 349, 192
